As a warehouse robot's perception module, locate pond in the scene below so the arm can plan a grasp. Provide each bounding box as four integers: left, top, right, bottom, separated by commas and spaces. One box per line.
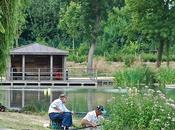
165, 88, 175, 100
1, 86, 174, 113
0, 86, 127, 113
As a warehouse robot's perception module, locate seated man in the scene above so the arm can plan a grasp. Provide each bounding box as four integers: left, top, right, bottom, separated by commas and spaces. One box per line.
48, 94, 72, 130
81, 105, 106, 129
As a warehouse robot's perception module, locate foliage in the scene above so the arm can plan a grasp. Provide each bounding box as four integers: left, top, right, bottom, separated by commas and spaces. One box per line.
114, 66, 175, 88
59, 1, 85, 39
59, 0, 125, 69
0, 0, 26, 74
67, 43, 88, 63
140, 53, 157, 62
123, 54, 135, 67
125, 0, 175, 67
0, 9, 5, 33
100, 7, 129, 54
21, 0, 70, 48
114, 67, 156, 88
21, 100, 48, 113
104, 89, 175, 130
122, 41, 138, 66
67, 52, 86, 63
156, 68, 175, 87
0, 90, 5, 105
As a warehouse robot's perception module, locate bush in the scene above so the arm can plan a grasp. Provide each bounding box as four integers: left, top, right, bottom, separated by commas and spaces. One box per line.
67, 52, 86, 63
123, 54, 135, 67
140, 53, 157, 62
104, 89, 175, 130
156, 68, 175, 87
21, 101, 48, 113
114, 67, 156, 88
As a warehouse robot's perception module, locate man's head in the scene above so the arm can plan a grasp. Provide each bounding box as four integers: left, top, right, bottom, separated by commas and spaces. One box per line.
59, 93, 68, 103
96, 105, 106, 116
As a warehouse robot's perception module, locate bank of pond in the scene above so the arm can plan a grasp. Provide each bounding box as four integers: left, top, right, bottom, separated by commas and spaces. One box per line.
0, 87, 175, 130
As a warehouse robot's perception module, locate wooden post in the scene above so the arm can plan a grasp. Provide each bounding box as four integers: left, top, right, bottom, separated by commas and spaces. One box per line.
7, 89, 11, 109
22, 55, 25, 80
38, 68, 40, 81
22, 88, 25, 108
50, 55, 53, 80
38, 91, 40, 101
63, 56, 67, 81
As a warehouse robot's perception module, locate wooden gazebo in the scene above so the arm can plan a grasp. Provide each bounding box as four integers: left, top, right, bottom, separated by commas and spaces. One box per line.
8, 43, 68, 81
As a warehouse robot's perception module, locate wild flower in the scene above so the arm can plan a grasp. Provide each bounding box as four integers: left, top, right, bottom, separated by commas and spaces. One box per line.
154, 119, 160, 122
156, 90, 162, 94
172, 118, 175, 122
148, 89, 155, 94
167, 98, 174, 103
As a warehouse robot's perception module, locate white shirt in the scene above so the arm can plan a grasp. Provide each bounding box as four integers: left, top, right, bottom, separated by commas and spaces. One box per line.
83, 110, 104, 126
48, 98, 70, 113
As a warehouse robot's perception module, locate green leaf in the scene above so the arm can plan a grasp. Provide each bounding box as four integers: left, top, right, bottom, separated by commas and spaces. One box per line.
0, 22, 5, 33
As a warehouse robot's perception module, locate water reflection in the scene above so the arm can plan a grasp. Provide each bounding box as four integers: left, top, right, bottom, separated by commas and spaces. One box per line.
0, 87, 124, 112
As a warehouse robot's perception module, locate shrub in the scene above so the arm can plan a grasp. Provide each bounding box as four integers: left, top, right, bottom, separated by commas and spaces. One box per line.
104, 89, 175, 130
114, 67, 156, 88
67, 52, 86, 63
105, 52, 123, 62
22, 100, 48, 113
140, 53, 157, 62
156, 68, 175, 87
123, 54, 135, 67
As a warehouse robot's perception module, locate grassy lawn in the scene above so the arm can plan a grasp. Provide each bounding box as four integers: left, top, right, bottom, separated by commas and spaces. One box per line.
0, 112, 82, 130
0, 112, 50, 130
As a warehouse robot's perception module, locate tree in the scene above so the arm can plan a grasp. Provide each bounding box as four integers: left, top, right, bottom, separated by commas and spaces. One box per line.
14, 0, 28, 47
21, 0, 70, 48
99, 7, 129, 55
59, 0, 125, 72
0, 0, 26, 74
59, 1, 85, 51
125, 0, 175, 67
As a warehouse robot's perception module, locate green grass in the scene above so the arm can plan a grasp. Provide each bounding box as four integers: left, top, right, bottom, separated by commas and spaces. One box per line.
0, 112, 49, 130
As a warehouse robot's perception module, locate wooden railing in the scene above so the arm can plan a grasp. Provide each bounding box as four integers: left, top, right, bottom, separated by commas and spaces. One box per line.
8, 67, 97, 81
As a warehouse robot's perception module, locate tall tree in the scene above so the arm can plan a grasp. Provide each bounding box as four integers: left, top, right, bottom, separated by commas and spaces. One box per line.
22, 0, 70, 48
14, 0, 27, 47
125, 0, 175, 67
59, 0, 125, 72
0, 0, 26, 74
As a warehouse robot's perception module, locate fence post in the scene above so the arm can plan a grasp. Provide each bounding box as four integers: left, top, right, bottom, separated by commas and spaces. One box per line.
38, 68, 40, 81
66, 68, 69, 80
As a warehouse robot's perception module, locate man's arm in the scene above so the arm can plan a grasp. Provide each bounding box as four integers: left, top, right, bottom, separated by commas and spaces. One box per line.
53, 106, 63, 113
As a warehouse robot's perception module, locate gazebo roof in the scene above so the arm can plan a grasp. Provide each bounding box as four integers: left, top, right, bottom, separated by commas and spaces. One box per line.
10, 43, 68, 55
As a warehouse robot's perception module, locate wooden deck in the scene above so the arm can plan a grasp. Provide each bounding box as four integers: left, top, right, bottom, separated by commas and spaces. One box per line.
0, 79, 96, 88
0, 77, 114, 88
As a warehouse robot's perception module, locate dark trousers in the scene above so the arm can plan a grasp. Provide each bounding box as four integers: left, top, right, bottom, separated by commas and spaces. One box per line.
49, 112, 72, 127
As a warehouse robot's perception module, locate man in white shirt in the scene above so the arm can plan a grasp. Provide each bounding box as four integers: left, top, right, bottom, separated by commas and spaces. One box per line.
48, 94, 72, 130
81, 105, 106, 130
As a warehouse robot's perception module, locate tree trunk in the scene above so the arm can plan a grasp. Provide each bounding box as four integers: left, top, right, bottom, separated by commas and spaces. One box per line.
156, 38, 164, 68
87, 1, 100, 73
166, 39, 170, 67
87, 40, 96, 73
